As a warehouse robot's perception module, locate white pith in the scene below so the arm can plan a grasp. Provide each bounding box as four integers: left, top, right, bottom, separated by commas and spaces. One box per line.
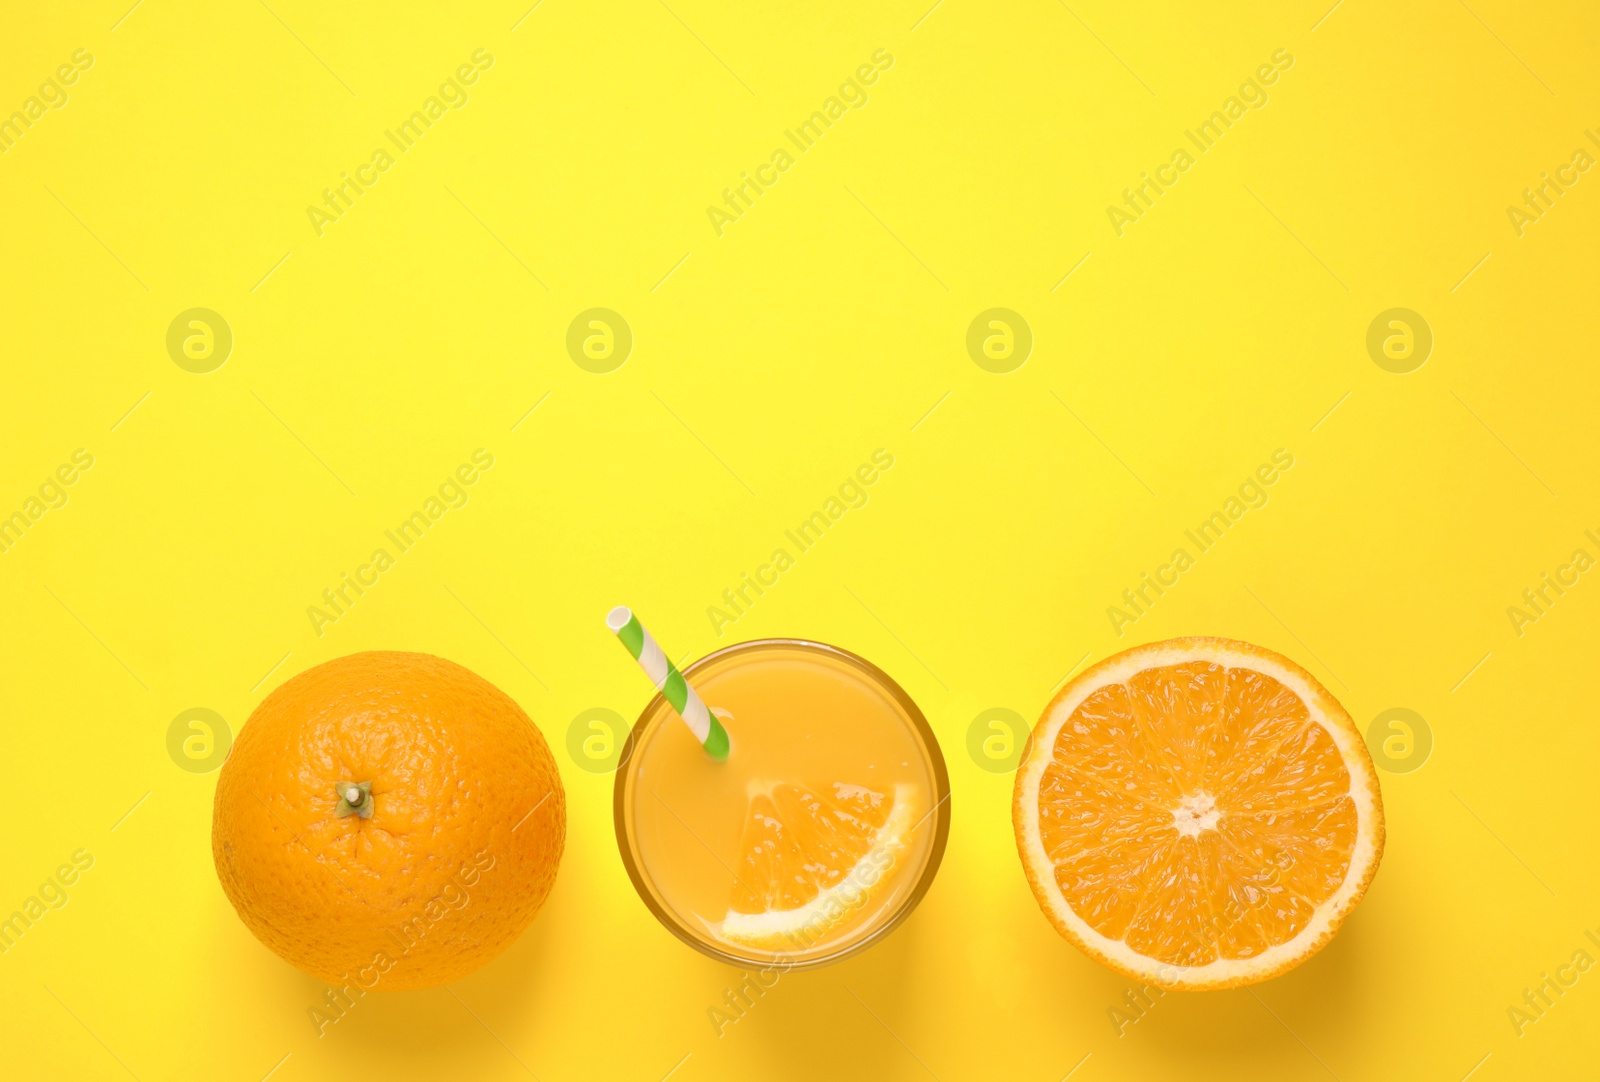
1015, 641, 1382, 989
1171, 792, 1220, 839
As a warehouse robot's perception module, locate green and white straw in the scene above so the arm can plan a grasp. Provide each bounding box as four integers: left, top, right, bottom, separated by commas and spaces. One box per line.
607, 606, 730, 761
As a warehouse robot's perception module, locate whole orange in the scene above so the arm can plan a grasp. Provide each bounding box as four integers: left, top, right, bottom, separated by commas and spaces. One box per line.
212, 651, 565, 991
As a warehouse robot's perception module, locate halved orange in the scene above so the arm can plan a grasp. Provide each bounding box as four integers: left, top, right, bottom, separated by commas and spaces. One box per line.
1013, 638, 1383, 990
711, 781, 912, 949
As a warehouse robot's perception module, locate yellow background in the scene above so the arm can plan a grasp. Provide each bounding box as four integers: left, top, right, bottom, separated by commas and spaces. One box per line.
1, 0, 1596, 1078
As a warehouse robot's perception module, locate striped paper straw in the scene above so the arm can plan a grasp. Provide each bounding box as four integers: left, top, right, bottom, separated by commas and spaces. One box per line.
606, 606, 730, 761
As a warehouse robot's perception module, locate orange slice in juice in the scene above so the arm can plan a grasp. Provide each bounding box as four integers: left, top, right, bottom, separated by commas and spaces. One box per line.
712, 781, 913, 950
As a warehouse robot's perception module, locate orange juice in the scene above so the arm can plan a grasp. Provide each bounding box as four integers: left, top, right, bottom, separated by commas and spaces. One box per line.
614, 639, 949, 968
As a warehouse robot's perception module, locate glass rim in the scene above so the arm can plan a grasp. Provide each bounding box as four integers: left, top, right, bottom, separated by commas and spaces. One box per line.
612, 637, 952, 971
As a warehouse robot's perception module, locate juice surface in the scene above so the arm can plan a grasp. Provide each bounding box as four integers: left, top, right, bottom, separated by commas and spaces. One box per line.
618, 641, 946, 966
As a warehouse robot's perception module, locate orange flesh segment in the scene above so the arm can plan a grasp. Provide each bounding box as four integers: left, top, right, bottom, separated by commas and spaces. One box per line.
729, 783, 891, 914
1039, 663, 1356, 966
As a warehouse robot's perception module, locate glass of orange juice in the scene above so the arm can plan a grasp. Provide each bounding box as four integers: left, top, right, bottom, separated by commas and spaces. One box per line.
614, 638, 950, 969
